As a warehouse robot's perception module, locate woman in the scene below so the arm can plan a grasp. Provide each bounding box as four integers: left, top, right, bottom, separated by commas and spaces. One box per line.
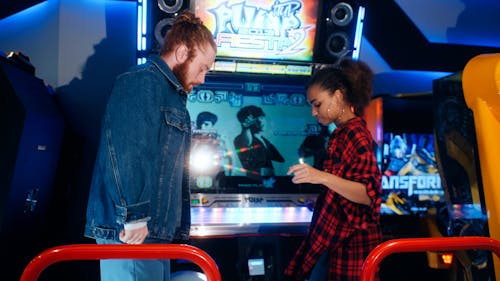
284, 58, 382, 281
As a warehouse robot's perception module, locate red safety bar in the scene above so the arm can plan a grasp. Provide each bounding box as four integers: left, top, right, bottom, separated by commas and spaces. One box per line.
19, 244, 221, 281
361, 236, 500, 281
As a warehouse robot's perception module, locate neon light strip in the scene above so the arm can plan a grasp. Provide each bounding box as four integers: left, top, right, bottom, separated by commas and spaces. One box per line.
136, 0, 148, 65
352, 6, 365, 60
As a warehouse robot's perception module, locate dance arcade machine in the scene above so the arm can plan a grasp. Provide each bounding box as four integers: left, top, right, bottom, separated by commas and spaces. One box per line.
432, 54, 500, 280
185, 71, 320, 281
140, 0, 367, 280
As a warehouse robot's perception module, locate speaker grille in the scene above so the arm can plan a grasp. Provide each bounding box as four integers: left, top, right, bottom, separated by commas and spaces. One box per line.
313, 0, 361, 64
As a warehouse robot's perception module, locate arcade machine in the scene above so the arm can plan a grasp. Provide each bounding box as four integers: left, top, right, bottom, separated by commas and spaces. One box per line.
371, 93, 451, 280
462, 54, 500, 280
432, 53, 500, 281
377, 93, 445, 219
0, 52, 65, 281
138, 0, 366, 280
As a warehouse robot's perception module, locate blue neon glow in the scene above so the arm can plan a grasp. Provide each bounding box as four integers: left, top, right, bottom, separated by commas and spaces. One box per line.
395, 0, 500, 48
352, 6, 365, 60
137, 57, 146, 65
142, 0, 147, 40
374, 70, 452, 95
136, 0, 148, 64
137, 3, 142, 51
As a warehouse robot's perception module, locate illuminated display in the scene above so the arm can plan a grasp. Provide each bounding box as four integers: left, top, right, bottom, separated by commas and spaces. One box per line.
380, 132, 446, 215
212, 60, 312, 75
189, 205, 314, 236
187, 77, 323, 193
191, 206, 313, 224
191, 0, 318, 62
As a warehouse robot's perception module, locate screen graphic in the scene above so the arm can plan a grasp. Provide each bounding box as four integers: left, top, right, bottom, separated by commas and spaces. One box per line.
191, 0, 318, 62
380, 132, 445, 215
187, 80, 323, 193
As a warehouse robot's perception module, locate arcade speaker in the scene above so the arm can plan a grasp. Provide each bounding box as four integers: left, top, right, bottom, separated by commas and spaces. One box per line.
149, 0, 191, 55
313, 0, 364, 64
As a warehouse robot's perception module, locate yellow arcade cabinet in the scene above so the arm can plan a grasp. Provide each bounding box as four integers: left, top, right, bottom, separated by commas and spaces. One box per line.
462, 53, 500, 279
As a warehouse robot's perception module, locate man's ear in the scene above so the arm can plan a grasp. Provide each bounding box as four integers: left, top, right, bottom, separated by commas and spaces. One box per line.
174, 44, 189, 63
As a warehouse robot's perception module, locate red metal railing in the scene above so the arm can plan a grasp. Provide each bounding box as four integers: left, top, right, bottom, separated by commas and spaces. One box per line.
361, 236, 500, 281
20, 244, 221, 281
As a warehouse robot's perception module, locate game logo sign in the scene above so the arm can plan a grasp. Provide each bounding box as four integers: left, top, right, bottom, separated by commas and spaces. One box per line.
191, 0, 318, 62
380, 133, 446, 215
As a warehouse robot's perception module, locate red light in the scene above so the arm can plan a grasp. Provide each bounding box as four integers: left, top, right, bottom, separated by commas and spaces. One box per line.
440, 253, 453, 265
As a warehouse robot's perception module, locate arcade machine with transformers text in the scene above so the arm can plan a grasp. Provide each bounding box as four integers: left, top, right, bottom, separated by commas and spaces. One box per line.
369, 93, 451, 280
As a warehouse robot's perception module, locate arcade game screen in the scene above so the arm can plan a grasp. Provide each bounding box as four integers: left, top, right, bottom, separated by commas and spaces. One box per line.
380, 132, 446, 215
187, 80, 324, 194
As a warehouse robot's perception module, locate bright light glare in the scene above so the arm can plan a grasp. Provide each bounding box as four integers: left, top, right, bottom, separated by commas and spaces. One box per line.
190, 145, 219, 172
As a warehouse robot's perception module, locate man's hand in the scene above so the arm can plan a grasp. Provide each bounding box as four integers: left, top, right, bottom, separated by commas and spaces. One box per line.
119, 224, 149, 244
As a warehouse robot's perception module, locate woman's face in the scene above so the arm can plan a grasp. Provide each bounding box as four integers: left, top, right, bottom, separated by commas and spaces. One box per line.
307, 84, 341, 126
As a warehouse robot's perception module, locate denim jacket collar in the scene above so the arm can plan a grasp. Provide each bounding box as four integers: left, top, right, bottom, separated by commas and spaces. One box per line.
148, 54, 188, 97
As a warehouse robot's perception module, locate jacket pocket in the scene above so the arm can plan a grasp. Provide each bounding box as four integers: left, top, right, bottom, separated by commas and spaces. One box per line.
161, 107, 190, 132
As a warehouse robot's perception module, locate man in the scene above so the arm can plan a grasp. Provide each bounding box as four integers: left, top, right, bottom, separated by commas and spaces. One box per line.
233, 105, 285, 180
84, 10, 216, 281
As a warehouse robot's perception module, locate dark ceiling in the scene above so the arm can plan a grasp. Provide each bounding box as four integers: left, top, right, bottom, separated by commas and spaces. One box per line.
0, 0, 45, 21
2, 0, 500, 74
363, 0, 500, 73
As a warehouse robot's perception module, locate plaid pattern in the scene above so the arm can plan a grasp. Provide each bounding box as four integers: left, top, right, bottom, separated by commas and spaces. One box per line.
284, 117, 382, 281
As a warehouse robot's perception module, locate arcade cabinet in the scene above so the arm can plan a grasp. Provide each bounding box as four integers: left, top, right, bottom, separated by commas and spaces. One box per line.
432, 53, 500, 280
184, 72, 321, 281
463, 53, 500, 280
0, 52, 65, 280
145, 0, 368, 279
371, 93, 451, 280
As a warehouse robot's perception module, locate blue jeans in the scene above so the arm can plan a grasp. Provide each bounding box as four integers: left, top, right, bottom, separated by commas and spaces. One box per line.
307, 252, 328, 281
96, 239, 171, 281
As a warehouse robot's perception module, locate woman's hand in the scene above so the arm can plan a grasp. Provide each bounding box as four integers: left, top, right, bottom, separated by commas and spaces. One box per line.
287, 163, 324, 185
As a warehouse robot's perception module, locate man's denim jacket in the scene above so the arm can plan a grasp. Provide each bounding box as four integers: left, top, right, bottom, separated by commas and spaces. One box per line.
84, 55, 192, 242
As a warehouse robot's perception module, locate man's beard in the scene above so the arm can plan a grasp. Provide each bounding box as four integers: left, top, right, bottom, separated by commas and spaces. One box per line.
172, 60, 191, 92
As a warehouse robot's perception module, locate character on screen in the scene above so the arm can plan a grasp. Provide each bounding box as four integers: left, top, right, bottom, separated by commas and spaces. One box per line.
233, 105, 285, 180
384, 134, 437, 176
383, 134, 409, 176
398, 134, 438, 176
196, 111, 218, 130
383, 191, 412, 215
190, 111, 232, 188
